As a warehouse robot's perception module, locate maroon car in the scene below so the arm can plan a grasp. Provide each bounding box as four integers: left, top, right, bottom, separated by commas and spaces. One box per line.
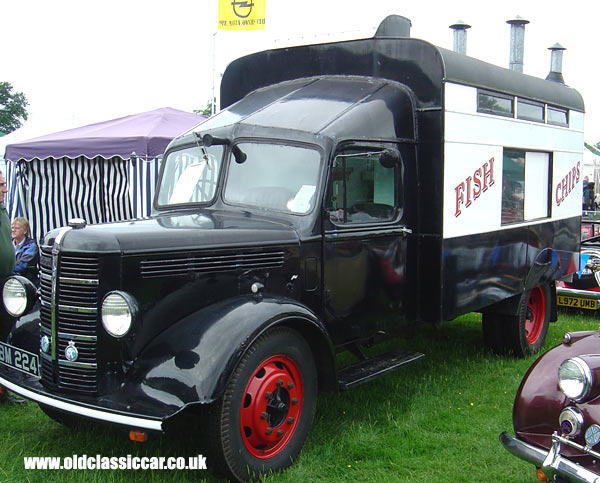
501, 331, 600, 482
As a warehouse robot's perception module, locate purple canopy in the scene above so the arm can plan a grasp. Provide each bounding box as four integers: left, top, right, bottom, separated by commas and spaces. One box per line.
5, 107, 205, 162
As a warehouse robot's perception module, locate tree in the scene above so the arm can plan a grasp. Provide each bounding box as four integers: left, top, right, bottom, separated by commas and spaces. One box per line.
586, 142, 600, 156
194, 98, 216, 117
0, 82, 29, 135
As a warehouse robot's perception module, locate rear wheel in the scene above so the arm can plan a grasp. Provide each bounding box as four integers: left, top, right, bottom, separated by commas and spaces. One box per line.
483, 284, 551, 357
206, 327, 317, 482
509, 285, 551, 356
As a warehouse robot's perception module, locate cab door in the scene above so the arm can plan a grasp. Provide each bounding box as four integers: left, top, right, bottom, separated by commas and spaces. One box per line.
322, 143, 411, 345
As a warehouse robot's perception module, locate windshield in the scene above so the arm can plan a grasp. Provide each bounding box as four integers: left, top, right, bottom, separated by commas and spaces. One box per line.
156, 145, 223, 207
224, 142, 321, 214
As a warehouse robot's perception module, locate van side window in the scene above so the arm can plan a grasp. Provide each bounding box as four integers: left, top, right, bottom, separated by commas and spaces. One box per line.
327, 148, 398, 224
501, 149, 550, 224
477, 90, 514, 117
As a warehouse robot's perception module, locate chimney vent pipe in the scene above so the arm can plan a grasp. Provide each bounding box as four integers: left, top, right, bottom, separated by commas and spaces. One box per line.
507, 15, 529, 72
546, 43, 566, 84
449, 20, 471, 55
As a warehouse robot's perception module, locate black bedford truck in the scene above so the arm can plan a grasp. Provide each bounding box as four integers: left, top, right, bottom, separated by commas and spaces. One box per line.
0, 15, 584, 481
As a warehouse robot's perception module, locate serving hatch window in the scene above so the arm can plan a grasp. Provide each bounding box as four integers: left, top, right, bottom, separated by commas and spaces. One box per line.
501, 149, 550, 224
156, 145, 224, 206
224, 142, 321, 214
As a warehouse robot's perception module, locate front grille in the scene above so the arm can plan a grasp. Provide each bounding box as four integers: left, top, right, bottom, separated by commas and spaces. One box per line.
39, 246, 99, 394
140, 251, 285, 278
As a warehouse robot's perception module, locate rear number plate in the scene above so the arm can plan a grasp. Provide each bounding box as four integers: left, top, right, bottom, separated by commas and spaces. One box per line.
557, 295, 599, 310
0, 342, 40, 377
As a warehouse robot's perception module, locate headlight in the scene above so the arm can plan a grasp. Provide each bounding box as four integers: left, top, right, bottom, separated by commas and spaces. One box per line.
101, 291, 137, 338
3, 277, 30, 317
558, 357, 592, 401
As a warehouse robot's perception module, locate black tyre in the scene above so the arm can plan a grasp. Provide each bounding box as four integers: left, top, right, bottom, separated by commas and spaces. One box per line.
482, 284, 551, 357
206, 327, 317, 482
482, 312, 506, 354
507, 284, 551, 357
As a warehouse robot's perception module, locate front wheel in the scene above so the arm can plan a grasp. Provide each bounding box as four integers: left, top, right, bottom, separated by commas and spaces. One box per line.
206, 327, 317, 482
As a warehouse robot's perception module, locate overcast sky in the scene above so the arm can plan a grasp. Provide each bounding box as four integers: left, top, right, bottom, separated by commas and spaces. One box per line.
1, 0, 598, 145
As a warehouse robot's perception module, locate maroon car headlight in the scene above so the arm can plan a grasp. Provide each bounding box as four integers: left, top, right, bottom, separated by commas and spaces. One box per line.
558, 356, 600, 402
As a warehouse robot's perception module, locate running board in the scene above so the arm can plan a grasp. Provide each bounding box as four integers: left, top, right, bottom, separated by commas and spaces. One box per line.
337, 350, 425, 391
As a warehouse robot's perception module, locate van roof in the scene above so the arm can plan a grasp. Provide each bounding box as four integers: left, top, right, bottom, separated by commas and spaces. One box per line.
221, 37, 584, 113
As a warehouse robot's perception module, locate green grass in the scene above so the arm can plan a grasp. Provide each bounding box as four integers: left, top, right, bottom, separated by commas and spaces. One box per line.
1, 311, 598, 482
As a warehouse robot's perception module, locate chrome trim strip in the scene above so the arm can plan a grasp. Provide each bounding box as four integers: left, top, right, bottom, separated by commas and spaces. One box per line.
500, 431, 600, 483
40, 352, 51, 362
51, 227, 72, 360
58, 360, 97, 369
56, 332, 97, 342
58, 305, 97, 314
0, 374, 162, 431
59, 277, 99, 286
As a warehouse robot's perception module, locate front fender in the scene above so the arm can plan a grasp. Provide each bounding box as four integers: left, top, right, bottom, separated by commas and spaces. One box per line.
4, 302, 40, 354
125, 294, 336, 413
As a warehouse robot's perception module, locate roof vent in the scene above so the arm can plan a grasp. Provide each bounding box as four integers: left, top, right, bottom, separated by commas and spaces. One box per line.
374, 15, 411, 38
449, 20, 471, 55
507, 15, 529, 72
546, 43, 566, 84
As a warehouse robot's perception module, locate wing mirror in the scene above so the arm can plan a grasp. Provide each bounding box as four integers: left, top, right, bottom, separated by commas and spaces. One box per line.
195, 133, 247, 164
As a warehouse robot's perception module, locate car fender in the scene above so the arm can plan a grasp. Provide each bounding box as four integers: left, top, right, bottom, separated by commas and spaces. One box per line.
124, 294, 337, 413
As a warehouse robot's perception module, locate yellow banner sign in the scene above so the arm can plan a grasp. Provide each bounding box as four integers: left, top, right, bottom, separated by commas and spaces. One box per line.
218, 0, 266, 31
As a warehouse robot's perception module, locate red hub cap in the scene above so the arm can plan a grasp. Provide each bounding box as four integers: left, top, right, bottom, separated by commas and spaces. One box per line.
240, 355, 303, 458
525, 287, 546, 344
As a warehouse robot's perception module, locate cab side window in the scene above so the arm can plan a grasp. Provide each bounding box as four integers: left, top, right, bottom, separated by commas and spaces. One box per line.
328, 148, 398, 224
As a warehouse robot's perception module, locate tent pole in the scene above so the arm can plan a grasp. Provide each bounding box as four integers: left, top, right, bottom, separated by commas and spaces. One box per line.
211, 31, 217, 116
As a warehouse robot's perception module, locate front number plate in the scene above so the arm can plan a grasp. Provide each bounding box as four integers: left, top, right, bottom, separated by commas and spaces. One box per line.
557, 295, 599, 310
0, 342, 40, 377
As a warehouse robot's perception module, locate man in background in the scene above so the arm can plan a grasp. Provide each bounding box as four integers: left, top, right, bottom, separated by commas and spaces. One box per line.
11, 216, 38, 283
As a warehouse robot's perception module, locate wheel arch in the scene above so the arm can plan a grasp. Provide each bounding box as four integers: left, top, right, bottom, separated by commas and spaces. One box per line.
482, 248, 558, 321
126, 295, 336, 417
259, 316, 337, 394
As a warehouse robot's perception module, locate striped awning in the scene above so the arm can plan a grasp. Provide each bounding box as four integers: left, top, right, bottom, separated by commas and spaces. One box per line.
4, 108, 205, 241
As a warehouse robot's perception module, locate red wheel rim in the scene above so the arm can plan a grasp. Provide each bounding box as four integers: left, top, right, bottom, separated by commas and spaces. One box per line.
239, 354, 303, 459
525, 287, 546, 344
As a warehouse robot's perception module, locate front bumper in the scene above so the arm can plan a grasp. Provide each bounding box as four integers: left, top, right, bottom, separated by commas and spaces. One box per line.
500, 431, 600, 483
557, 287, 600, 301
0, 365, 167, 432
